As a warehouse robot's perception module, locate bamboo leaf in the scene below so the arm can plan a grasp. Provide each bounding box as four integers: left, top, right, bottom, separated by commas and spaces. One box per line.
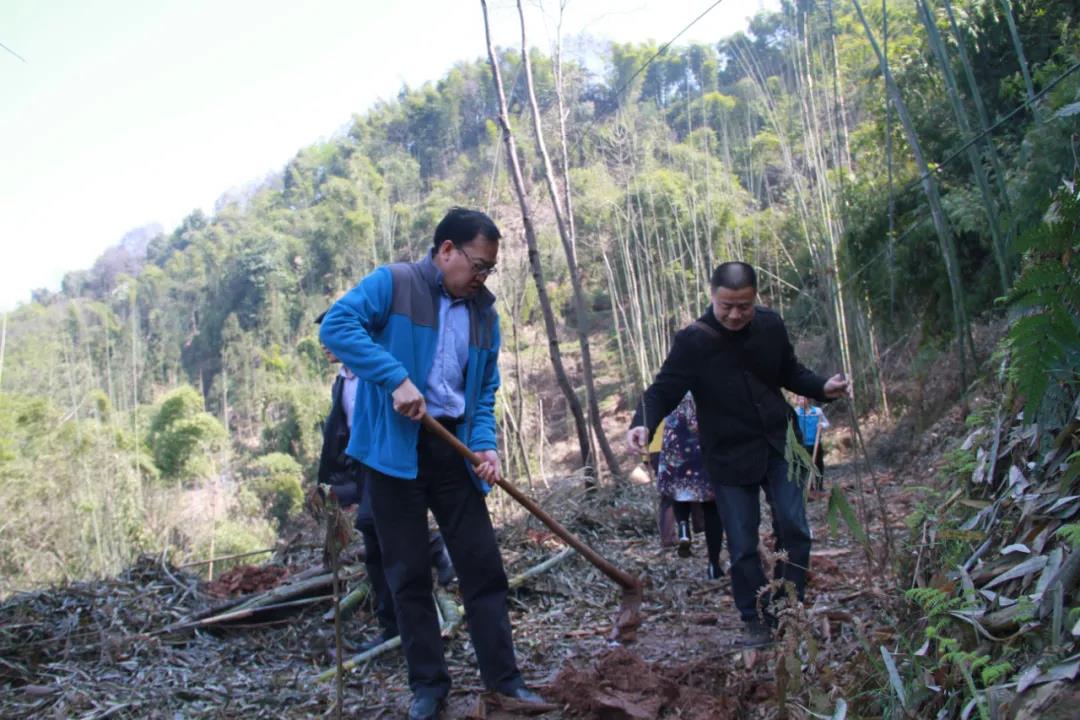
1055, 101, 1080, 119
828, 485, 869, 546
879, 646, 907, 709
982, 555, 1049, 590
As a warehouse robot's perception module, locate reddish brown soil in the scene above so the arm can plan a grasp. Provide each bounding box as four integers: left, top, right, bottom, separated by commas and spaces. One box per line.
203, 563, 290, 597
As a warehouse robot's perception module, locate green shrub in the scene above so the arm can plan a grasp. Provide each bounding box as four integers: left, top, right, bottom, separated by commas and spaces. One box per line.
197, 518, 277, 575
245, 452, 304, 528
260, 385, 327, 473
148, 386, 228, 481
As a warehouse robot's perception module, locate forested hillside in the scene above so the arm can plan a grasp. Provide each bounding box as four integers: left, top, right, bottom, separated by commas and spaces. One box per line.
1, 0, 1074, 592
1, 0, 1076, 624
2, 1, 1079, 717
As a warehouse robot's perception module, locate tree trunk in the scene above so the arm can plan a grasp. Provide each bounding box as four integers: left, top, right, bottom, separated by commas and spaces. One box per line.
514, 0, 622, 481
478, 0, 595, 479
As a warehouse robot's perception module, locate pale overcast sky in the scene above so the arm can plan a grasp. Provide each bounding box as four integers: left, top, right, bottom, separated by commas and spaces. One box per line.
0, 0, 774, 311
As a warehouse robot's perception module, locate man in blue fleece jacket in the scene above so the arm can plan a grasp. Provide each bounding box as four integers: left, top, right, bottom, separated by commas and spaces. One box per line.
320, 208, 543, 720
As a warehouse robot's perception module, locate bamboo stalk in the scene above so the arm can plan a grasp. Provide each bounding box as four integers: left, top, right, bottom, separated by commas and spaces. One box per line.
883, 0, 896, 322
918, 0, 1009, 293
997, 0, 1038, 115
328, 498, 345, 720
509, 1, 622, 483
852, 0, 974, 385
0, 310, 7, 390
943, 0, 1016, 270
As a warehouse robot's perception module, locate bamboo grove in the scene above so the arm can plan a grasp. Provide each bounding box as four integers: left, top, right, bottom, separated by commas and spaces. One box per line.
0, 0, 1077, 595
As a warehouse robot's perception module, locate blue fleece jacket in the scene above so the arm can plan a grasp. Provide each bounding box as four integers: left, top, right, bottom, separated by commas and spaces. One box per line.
319, 255, 501, 489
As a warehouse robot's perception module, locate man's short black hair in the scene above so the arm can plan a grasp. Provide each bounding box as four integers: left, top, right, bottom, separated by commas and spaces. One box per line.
710, 261, 757, 291
432, 207, 501, 250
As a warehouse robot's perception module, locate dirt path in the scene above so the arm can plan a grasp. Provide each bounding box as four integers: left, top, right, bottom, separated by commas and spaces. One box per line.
421, 435, 913, 720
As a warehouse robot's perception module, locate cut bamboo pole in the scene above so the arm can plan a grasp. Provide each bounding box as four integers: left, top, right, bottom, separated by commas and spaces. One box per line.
315, 551, 571, 682
177, 547, 275, 569
230, 572, 335, 612
508, 547, 573, 588
165, 594, 334, 633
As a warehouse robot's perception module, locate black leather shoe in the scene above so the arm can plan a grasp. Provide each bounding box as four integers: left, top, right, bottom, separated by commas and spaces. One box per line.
676, 521, 692, 558
706, 560, 724, 580
501, 686, 546, 704
407, 694, 444, 720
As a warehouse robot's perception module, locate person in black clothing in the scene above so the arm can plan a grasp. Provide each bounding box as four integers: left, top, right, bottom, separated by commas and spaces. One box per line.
316, 313, 456, 654
627, 262, 849, 647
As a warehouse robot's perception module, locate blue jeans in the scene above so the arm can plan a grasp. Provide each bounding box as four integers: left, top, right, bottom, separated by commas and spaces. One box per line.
713, 452, 811, 623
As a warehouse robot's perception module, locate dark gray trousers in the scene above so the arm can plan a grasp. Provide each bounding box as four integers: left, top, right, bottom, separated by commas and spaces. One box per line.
366, 422, 522, 700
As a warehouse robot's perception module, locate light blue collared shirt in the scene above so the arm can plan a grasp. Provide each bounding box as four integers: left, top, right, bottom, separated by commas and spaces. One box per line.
425, 285, 469, 419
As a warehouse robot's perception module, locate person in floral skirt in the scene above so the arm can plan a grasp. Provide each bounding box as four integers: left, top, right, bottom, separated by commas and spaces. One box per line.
656, 392, 725, 579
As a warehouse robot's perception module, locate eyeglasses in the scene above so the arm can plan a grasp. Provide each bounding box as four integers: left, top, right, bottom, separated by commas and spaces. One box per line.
457, 246, 498, 278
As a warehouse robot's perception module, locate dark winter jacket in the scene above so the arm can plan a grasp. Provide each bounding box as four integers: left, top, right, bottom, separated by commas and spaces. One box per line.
316, 374, 362, 506
630, 307, 828, 486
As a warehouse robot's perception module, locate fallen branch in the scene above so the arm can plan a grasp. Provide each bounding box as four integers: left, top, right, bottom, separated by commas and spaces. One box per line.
177, 547, 276, 569
163, 595, 334, 633
508, 547, 574, 589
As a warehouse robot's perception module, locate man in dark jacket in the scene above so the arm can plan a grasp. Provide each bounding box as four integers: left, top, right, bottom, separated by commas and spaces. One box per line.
627, 261, 849, 646
316, 317, 455, 653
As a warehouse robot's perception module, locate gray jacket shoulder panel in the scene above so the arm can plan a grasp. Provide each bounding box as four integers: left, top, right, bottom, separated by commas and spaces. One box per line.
386, 256, 499, 349
386, 262, 438, 329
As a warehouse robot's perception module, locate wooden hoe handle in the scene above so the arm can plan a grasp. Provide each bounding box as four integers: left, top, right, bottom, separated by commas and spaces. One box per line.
420, 414, 640, 591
